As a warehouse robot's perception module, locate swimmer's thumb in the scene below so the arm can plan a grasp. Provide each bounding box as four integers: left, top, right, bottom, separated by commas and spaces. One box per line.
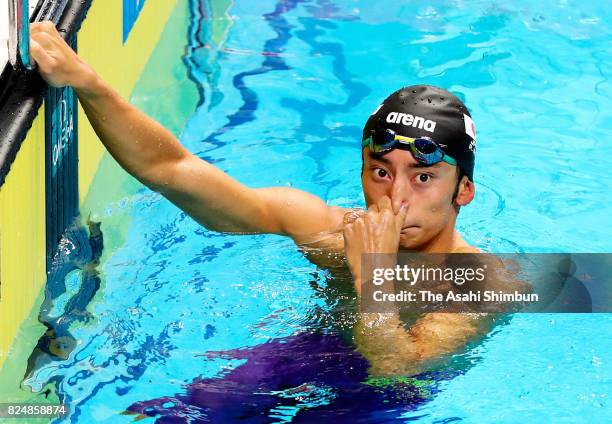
396, 204, 408, 228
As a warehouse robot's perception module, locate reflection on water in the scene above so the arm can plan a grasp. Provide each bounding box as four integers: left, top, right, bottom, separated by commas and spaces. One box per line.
24, 219, 104, 383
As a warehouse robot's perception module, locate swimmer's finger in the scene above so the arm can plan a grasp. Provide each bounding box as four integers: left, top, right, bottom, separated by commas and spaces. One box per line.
32, 31, 68, 56
377, 196, 392, 212
30, 39, 54, 70
31, 23, 66, 53
343, 209, 366, 225
396, 203, 408, 230
31, 21, 58, 35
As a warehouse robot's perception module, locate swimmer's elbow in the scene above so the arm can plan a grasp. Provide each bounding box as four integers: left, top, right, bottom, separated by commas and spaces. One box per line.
136, 161, 180, 194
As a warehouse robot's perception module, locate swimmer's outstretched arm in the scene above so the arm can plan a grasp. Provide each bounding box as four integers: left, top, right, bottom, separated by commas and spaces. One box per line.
30, 22, 343, 238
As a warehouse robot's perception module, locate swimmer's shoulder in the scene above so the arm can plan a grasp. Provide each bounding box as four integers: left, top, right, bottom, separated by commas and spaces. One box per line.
451, 233, 482, 253
291, 206, 361, 256
289, 207, 354, 269
452, 245, 482, 253
290, 206, 351, 245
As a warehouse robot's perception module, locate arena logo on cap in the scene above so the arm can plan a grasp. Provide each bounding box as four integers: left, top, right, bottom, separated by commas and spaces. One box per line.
386, 112, 437, 133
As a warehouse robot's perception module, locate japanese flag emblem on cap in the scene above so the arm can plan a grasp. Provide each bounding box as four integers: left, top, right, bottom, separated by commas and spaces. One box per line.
464, 114, 476, 140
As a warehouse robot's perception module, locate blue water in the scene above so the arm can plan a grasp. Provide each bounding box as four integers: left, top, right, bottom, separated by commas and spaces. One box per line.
24, 0, 611, 422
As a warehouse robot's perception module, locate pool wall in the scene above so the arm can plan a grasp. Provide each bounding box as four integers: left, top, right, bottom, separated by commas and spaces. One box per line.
0, 0, 184, 403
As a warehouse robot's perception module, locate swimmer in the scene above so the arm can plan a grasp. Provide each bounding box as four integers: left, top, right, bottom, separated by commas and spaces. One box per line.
30, 22, 491, 376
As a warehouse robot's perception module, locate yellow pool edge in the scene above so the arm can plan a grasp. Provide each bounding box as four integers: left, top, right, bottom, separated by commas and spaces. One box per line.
0, 112, 47, 381
77, 0, 180, 209
0, 0, 182, 400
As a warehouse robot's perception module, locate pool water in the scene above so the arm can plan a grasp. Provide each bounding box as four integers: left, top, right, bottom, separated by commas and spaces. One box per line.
25, 0, 611, 422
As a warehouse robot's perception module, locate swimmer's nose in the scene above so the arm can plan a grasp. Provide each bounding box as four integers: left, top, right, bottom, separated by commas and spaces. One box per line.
390, 179, 411, 214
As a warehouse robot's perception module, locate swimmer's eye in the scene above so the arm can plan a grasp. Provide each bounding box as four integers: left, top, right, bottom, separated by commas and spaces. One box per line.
415, 173, 434, 184
372, 168, 389, 180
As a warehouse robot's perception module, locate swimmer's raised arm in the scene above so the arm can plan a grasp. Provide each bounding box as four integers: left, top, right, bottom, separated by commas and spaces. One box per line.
30, 22, 342, 237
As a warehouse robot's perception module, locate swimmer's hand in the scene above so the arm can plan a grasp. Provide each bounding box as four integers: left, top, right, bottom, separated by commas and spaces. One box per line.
29, 21, 94, 89
342, 196, 407, 293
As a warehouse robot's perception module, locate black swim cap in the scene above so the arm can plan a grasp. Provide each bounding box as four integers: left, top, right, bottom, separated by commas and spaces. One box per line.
362, 85, 477, 181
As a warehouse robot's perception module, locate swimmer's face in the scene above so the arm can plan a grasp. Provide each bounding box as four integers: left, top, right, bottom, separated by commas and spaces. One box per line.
361, 148, 474, 250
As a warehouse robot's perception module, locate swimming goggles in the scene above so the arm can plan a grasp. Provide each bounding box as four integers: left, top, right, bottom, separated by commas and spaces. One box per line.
362, 128, 457, 166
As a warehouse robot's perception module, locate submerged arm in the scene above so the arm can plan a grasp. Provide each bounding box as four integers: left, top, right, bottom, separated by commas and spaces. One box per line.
354, 310, 491, 376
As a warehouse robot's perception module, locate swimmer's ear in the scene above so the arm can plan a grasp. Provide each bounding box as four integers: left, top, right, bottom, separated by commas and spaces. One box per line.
454, 176, 475, 207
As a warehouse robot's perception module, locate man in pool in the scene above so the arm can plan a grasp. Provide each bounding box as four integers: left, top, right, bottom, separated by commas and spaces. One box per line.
30, 22, 490, 378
